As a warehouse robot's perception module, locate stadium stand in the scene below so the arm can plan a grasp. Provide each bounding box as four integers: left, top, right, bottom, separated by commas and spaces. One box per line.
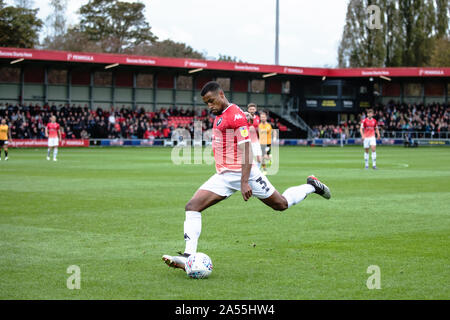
0, 49, 448, 142
311, 102, 449, 139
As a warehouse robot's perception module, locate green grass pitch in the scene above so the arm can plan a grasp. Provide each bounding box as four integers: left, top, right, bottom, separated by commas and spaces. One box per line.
0, 146, 449, 299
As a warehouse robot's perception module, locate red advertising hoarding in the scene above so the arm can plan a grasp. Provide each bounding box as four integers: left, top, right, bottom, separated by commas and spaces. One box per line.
1, 47, 449, 78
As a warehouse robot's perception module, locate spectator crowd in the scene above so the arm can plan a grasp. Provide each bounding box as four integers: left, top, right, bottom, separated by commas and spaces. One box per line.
1, 102, 447, 141
0, 103, 286, 140
312, 102, 449, 139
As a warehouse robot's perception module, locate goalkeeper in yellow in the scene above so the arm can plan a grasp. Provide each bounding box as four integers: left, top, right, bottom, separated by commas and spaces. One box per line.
0, 118, 11, 161
258, 112, 273, 174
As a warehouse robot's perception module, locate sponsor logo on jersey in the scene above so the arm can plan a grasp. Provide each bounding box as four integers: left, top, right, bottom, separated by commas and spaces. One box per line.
239, 126, 249, 138
217, 118, 222, 126
234, 114, 243, 121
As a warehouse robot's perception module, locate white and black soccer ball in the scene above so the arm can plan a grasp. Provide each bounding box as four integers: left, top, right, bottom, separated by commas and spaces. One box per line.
185, 252, 213, 279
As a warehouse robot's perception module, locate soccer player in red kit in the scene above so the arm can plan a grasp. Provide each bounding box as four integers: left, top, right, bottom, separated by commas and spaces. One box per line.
360, 108, 381, 169
163, 81, 332, 270
45, 116, 62, 161
246, 103, 262, 169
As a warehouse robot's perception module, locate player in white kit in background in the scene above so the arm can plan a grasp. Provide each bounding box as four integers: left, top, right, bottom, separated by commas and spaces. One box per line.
162, 81, 332, 271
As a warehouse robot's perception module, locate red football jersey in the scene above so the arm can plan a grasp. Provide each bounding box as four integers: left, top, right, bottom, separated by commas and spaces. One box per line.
47, 122, 60, 138
248, 114, 260, 143
361, 118, 377, 138
212, 104, 251, 174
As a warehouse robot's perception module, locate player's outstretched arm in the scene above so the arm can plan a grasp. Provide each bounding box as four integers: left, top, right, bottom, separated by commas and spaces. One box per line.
239, 141, 253, 201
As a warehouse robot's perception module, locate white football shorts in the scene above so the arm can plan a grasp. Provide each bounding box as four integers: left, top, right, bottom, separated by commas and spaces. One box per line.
251, 142, 262, 157
363, 137, 376, 148
48, 137, 59, 147
199, 167, 275, 199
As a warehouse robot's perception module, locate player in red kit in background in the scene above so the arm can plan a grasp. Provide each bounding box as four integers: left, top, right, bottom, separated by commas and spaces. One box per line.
45, 116, 62, 161
360, 109, 381, 169
163, 81, 332, 271
246, 103, 262, 169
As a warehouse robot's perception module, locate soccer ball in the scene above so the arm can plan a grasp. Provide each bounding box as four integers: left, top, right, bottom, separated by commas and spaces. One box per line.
185, 252, 213, 279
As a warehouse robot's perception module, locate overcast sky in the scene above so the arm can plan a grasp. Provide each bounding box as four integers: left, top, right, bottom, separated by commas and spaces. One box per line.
6, 0, 349, 68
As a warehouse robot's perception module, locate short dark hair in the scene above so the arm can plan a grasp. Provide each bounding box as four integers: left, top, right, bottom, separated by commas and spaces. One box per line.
200, 81, 221, 97
367, 108, 374, 113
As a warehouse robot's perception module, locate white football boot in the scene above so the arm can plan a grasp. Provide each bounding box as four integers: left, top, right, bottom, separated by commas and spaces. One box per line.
162, 252, 190, 271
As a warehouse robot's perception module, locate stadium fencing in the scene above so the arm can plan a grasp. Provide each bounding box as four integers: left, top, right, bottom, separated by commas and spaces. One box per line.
9, 134, 450, 148
91, 137, 448, 147
381, 131, 449, 139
